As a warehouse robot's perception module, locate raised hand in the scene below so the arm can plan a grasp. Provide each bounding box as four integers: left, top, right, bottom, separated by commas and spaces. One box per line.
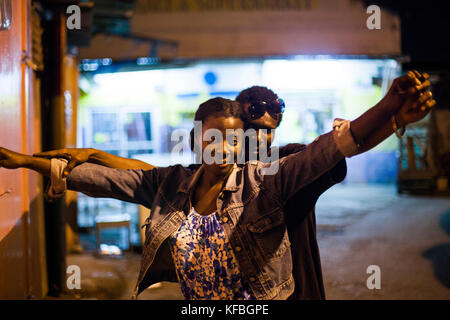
34, 148, 95, 177
383, 70, 431, 113
396, 89, 436, 127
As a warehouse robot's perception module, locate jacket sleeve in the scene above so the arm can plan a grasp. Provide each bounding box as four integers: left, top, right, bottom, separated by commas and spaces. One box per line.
48, 159, 167, 209
277, 143, 347, 202
261, 119, 357, 204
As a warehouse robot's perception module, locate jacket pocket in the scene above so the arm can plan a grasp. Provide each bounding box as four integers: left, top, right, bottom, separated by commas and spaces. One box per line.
247, 209, 291, 262
247, 209, 284, 233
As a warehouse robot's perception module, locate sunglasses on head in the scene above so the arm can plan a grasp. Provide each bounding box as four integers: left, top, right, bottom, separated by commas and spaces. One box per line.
248, 98, 285, 120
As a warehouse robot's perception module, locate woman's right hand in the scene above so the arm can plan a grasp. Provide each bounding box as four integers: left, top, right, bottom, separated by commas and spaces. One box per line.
0, 147, 27, 169
34, 148, 95, 177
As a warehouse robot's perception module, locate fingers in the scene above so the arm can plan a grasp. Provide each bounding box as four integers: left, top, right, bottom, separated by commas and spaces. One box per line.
415, 93, 435, 112
418, 91, 434, 110
407, 71, 421, 86
62, 159, 78, 178
403, 71, 420, 88
415, 79, 431, 92
410, 91, 434, 111
397, 72, 421, 96
421, 99, 436, 111
410, 70, 431, 92
412, 70, 429, 82
403, 89, 435, 114
399, 70, 431, 96
419, 90, 433, 104
403, 70, 433, 111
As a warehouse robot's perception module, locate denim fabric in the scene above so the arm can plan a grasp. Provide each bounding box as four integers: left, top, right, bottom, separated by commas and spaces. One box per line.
61, 125, 354, 300
278, 143, 347, 300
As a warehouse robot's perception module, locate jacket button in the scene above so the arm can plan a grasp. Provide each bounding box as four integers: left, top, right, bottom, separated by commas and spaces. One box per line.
235, 246, 242, 252
249, 277, 256, 282
222, 217, 228, 223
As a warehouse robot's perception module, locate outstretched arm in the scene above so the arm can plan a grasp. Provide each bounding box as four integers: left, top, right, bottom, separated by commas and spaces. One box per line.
34, 148, 155, 178
353, 90, 434, 154
262, 71, 434, 203
89, 150, 154, 170
0, 147, 163, 209
0, 148, 51, 176
65, 162, 162, 209
350, 71, 434, 154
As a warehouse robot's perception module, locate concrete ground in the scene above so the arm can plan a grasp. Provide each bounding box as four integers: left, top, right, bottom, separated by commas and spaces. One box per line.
317, 183, 450, 300
56, 183, 450, 300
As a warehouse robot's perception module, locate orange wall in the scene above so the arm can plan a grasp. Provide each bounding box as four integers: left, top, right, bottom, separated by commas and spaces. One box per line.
0, 0, 47, 299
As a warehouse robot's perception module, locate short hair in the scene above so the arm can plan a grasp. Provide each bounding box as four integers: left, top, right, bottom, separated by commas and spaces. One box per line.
190, 97, 244, 151
235, 86, 283, 127
195, 97, 244, 123
235, 86, 279, 105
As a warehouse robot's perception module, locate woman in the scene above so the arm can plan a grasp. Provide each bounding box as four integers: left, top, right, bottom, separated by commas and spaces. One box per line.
0, 81, 435, 299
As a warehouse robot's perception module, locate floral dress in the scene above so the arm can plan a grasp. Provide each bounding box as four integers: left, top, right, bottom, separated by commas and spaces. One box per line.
169, 207, 254, 300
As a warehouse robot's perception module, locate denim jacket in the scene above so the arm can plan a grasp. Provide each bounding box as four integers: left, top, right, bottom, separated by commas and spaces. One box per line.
53, 119, 357, 300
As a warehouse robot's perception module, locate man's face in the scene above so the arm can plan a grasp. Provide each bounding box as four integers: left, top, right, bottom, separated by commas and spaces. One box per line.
242, 102, 280, 147
241, 102, 281, 160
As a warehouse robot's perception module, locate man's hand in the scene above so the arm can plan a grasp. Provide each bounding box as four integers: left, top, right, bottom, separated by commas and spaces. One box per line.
396, 89, 436, 127
383, 70, 431, 113
34, 148, 95, 177
0, 147, 28, 169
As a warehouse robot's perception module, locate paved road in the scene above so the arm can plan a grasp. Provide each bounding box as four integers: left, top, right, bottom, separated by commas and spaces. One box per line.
317, 183, 450, 299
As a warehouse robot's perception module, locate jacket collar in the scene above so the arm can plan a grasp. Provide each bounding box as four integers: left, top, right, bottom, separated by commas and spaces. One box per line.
177, 163, 241, 195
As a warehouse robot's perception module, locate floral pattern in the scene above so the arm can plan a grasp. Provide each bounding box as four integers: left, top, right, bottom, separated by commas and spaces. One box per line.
169, 208, 254, 300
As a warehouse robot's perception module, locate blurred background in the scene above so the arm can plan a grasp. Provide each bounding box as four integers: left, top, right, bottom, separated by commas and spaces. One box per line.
0, 0, 449, 300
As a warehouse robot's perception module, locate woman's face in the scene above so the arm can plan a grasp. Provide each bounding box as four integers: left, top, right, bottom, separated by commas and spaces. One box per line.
201, 115, 244, 171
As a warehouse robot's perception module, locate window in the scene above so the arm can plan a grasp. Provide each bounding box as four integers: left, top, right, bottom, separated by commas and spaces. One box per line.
92, 113, 120, 145
125, 112, 152, 142
86, 108, 157, 158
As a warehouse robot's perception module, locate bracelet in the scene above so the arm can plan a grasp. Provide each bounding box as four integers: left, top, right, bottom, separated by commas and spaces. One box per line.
392, 114, 406, 139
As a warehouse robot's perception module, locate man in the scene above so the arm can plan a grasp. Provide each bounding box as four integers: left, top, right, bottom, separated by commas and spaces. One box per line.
237, 85, 344, 299
33, 70, 433, 299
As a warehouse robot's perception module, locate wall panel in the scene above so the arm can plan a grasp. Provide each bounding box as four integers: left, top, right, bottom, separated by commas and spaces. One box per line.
0, 0, 46, 299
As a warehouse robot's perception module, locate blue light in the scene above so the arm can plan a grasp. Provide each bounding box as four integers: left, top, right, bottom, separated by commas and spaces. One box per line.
137, 57, 159, 65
